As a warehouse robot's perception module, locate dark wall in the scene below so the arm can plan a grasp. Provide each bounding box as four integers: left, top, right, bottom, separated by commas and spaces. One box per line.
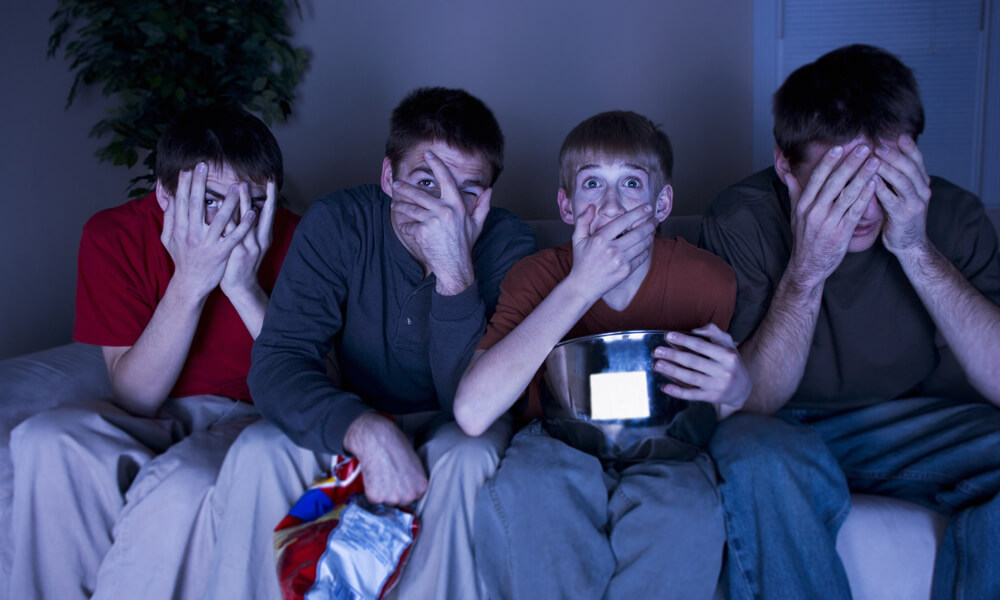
0, 0, 754, 359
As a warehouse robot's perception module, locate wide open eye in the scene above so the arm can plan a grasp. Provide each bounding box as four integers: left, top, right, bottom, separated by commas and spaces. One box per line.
583, 178, 600, 189
624, 177, 641, 188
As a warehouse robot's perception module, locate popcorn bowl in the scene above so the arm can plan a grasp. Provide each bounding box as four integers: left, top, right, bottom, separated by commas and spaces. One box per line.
542, 329, 712, 461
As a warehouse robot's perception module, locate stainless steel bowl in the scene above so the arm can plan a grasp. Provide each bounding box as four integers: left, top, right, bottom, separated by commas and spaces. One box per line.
542, 329, 712, 461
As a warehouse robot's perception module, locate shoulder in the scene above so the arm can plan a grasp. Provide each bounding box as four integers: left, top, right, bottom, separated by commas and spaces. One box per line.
704, 168, 784, 223
658, 237, 735, 285
506, 244, 572, 282
295, 184, 386, 240
80, 194, 162, 252
305, 184, 385, 220
926, 177, 988, 226
83, 193, 159, 233
479, 206, 537, 247
496, 245, 571, 300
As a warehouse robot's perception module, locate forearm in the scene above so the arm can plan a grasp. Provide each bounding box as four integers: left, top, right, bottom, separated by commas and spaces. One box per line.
249, 341, 373, 455
433, 257, 475, 296
738, 271, 824, 415
105, 281, 206, 416
454, 277, 594, 436
896, 241, 1000, 403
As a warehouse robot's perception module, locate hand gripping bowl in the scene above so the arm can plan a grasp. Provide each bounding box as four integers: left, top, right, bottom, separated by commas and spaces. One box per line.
542, 330, 715, 462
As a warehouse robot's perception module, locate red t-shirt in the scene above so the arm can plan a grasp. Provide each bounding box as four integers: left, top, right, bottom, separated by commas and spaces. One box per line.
478, 236, 737, 419
73, 192, 300, 401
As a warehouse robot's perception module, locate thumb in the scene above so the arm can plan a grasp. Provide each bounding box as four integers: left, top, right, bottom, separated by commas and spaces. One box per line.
782, 170, 802, 207
160, 196, 175, 246
572, 205, 596, 245
472, 188, 492, 228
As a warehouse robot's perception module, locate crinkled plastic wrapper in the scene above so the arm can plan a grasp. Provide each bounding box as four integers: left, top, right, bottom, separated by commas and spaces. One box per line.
274, 456, 420, 600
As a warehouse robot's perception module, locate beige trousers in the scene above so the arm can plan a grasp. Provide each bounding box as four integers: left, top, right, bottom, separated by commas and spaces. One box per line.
205, 414, 512, 600
7, 395, 258, 600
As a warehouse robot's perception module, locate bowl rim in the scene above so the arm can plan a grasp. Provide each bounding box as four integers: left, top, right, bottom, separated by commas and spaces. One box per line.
552, 329, 668, 349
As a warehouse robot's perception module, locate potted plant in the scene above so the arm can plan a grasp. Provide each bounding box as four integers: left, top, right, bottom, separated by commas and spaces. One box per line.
48, 0, 310, 197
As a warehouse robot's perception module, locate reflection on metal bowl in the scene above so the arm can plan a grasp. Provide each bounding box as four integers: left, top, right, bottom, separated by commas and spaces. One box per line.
542, 329, 709, 461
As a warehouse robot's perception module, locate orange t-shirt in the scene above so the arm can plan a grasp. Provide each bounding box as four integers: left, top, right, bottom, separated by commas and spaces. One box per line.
478, 236, 736, 419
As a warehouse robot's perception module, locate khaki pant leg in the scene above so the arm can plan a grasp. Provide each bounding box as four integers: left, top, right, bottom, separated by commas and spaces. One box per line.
91, 396, 258, 600
205, 420, 330, 600
386, 416, 513, 600
8, 400, 184, 600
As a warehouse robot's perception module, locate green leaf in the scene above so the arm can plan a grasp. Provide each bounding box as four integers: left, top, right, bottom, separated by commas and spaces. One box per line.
48, 0, 309, 180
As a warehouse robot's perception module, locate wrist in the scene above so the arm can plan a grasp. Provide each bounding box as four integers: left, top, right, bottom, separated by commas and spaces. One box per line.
781, 260, 828, 298
343, 411, 388, 457
433, 261, 475, 296
889, 237, 935, 266
222, 279, 266, 306
561, 270, 608, 308
164, 274, 214, 307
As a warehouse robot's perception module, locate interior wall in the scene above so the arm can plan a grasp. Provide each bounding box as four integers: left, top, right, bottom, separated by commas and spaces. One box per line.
0, 0, 753, 359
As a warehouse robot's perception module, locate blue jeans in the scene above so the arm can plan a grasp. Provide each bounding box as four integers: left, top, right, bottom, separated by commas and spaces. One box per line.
475, 421, 724, 600
709, 397, 1000, 600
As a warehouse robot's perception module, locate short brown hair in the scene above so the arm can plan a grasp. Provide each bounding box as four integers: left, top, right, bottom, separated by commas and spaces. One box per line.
774, 44, 925, 168
385, 87, 505, 186
559, 111, 673, 197
156, 104, 283, 195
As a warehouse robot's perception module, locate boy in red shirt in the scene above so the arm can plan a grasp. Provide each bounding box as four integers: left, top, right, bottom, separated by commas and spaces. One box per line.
8, 105, 299, 600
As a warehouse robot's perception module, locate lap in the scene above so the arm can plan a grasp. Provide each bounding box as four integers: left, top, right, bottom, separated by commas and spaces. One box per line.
785, 397, 1000, 512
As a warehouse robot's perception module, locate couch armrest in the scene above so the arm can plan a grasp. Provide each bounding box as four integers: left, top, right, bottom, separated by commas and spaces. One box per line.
0, 342, 111, 445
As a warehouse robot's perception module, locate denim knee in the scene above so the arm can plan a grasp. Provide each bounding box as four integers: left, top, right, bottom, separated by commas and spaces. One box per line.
711, 413, 848, 512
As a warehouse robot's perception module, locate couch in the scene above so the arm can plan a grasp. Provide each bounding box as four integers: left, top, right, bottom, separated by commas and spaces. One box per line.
3, 211, 998, 600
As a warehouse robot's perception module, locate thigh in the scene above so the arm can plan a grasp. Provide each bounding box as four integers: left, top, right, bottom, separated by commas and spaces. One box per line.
605, 455, 724, 600
11, 399, 185, 492
794, 398, 1000, 511
475, 422, 615, 600
124, 402, 257, 506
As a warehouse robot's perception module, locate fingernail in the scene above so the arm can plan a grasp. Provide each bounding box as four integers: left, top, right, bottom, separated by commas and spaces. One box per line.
854, 145, 870, 157
830, 146, 844, 158
230, 183, 240, 193
197, 162, 208, 173
643, 205, 652, 213
865, 157, 879, 170
666, 331, 678, 342
424, 151, 434, 159
392, 180, 402, 189
875, 143, 889, 155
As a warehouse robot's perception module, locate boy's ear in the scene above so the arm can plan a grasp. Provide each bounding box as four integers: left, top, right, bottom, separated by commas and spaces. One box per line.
773, 145, 793, 180
556, 188, 574, 225
655, 184, 673, 224
155, 179, 171, 211
380, 157, 394, 197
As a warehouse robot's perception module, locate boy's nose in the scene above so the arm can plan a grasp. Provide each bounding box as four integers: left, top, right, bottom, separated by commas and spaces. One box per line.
599, 188, 625, 217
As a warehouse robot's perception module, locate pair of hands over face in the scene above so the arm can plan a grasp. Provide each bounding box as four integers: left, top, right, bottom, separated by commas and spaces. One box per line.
159, 162, 276, 300
784, 133, 933, 287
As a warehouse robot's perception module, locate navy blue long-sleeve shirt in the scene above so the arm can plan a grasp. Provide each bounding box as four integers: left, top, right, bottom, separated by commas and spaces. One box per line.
248, 184, 537, 454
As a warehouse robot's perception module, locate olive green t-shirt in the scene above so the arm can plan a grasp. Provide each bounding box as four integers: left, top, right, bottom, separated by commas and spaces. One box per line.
701, 168, 1000, 410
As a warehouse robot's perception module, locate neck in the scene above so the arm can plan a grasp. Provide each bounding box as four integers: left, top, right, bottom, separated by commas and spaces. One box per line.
601, 254, 652, 311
